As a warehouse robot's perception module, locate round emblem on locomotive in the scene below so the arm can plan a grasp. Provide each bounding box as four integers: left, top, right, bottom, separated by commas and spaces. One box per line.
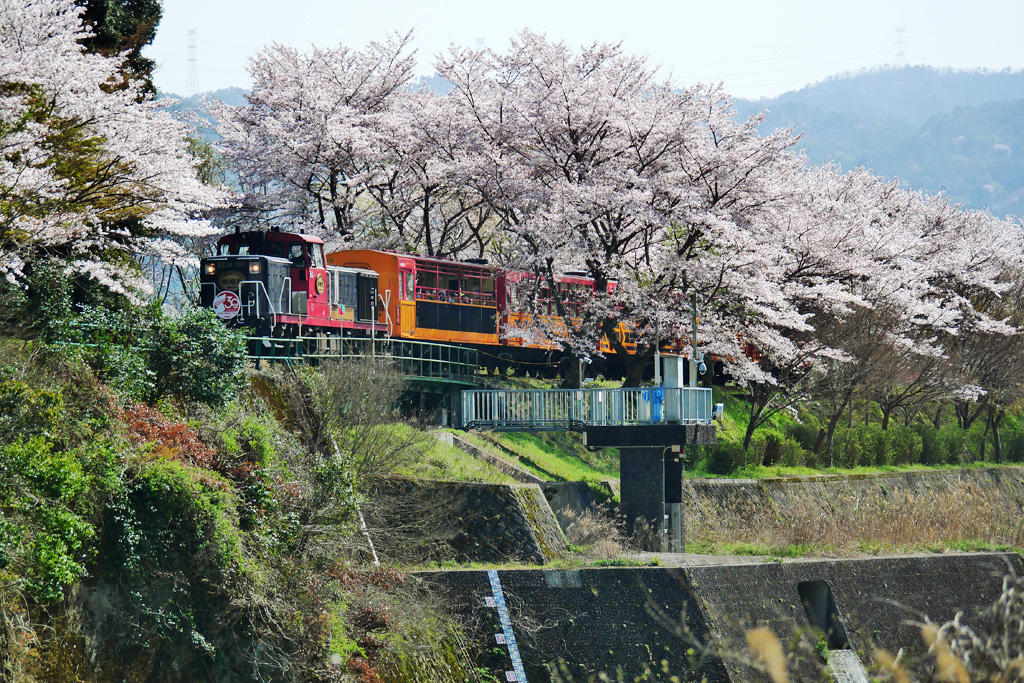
315, 273, 325, 295
212, 290, 241, 320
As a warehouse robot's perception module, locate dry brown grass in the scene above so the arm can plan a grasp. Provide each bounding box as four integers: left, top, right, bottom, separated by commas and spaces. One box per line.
562, 504, 628, 559
745, 627, 789, 683
688, 482, 1024, 554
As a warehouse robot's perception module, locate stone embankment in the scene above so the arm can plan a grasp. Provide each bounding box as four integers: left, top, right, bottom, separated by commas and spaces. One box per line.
684, 466, 1024, 548
364, 478, 567, 564
686, 465, 1024, 512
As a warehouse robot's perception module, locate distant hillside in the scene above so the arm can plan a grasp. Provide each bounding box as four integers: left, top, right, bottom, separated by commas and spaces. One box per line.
737, 66, 1024, 126
161, 68, 1024, 218
156, 87, 247, 139
736, 67, 1024, 217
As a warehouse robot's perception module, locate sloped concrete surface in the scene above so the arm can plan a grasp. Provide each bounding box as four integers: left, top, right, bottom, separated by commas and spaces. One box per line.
421, 552, 1024, 682
365, 478, 567, 564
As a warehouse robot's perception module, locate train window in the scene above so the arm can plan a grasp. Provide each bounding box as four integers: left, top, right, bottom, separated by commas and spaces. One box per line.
288, 244, 305, 265
416, 271, 437, 297
311, 245, 325, 268
218, 243, 250, 255
401, 271, 414, 300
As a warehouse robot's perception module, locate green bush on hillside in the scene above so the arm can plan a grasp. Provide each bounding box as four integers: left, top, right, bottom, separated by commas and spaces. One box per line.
148, 307, 248, 406
59, 303, 248, 407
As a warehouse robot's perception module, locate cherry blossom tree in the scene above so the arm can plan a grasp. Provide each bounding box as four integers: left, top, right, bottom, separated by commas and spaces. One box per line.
438, 32, 810, 385
365, 89, 495, 258
0, 0, 223, 297
215, 33, 415, 241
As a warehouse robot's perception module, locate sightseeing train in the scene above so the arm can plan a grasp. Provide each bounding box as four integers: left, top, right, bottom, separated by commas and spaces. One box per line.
199, 229, 633, 374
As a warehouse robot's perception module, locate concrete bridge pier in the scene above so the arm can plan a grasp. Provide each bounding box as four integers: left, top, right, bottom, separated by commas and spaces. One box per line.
618, 447, 685, 551
585, 424, 714, 552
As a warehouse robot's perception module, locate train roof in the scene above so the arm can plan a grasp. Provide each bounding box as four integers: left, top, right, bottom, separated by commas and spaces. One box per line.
329, 265, 377, 277
217, 230, 325, 246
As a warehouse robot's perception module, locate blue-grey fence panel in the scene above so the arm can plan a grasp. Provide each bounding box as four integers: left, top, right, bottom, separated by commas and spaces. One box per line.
460, 386, 713, 430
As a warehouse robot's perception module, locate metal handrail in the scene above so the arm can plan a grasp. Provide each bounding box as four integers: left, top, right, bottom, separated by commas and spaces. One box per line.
246, 335, 481, 385
238, 279, 277, 329
460, 386, 713, 430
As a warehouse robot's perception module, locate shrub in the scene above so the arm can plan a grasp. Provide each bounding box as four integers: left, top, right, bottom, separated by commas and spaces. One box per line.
916, 425, 941, 464
0, 437, 118, 603
95, 459, 249, 668
213, 413, 281, 531
91, 344, 155, 404
1004, 431, 1024, 462
148, 307, 248, 407
889, 426, 923, 465
787, 417, 821, 453
0, 379, 63, 442
937, 423, 967, 464
57, 303, 247, 407
777, 435, 810, 467
121, 404, 216, 467
704, 441, 745, 475
832, 425, 869, 468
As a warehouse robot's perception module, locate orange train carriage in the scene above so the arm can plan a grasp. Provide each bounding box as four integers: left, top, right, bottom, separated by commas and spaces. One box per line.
326, 248, 634, 374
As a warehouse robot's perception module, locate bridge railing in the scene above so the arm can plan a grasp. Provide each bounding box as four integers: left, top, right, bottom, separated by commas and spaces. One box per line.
247, 336, 480, 385
460, 386, 713, 430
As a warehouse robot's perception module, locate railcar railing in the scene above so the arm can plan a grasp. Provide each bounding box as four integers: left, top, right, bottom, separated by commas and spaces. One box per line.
246, 336, 480, 386
460, 386, 713, 430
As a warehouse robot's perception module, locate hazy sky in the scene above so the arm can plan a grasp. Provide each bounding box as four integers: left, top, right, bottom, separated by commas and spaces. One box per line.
148, 0, 1024, 99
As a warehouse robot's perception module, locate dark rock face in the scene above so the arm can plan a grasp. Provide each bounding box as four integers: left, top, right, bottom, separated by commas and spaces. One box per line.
421, 553, 1024, 682
540, 481, 597, 529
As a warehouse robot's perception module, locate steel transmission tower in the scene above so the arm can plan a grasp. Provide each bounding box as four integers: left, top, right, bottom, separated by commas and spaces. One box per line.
186, 28, 199, 94
894, 25, 906, 68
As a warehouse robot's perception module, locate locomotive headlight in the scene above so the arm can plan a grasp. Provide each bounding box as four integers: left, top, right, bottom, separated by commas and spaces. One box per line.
204, 263, 215, 276
248, 262, 261, 275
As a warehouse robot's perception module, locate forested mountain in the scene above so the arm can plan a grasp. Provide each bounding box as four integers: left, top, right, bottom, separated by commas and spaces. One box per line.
735, 67, 1024, 217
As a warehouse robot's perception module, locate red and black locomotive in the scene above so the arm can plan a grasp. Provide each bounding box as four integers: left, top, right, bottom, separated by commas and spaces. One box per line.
199, 229, 386, 339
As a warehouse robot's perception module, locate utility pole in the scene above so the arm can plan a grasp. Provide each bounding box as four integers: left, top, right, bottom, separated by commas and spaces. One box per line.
690, 294, 698, 388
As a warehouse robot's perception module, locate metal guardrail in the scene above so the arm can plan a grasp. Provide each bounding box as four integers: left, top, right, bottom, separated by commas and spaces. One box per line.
246, 335, 480, 386
460, 386, 713, 430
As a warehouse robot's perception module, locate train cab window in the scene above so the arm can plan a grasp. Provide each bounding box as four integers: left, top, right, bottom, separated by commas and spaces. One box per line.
310, 244, 325, 269
288, 244, 306, 266
218, 243, 250, 255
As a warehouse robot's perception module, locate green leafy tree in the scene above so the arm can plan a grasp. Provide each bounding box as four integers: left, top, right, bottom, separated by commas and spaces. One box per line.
77, 0, 163, 95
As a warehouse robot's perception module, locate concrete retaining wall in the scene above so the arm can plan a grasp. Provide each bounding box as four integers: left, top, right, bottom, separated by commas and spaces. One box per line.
685, 467, 1024, 549
365, 478, 567, 564
422, 552, 1024, 682
686, 466, 1024, 514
